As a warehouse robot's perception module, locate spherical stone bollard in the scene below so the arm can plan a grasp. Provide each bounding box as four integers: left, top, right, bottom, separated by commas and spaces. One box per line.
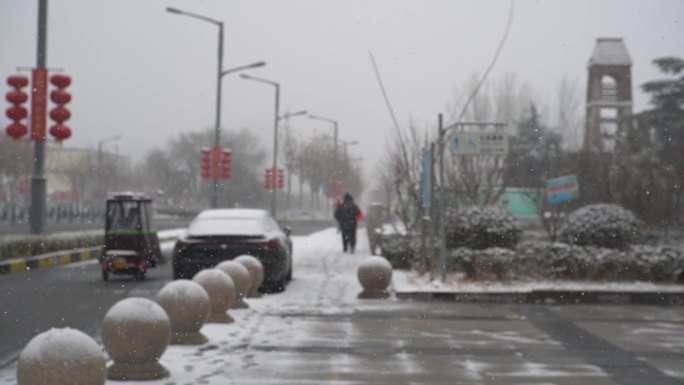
234, 254, 265, 298
216, 260, 252, 308
357, 256, 393, 299
157, 279, 211, 345
192, 268, 236, 323
17, 327, 106, 385
102, 297, 171, 381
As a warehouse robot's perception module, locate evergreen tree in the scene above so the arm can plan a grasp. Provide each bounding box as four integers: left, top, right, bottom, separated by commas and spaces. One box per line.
641, 57, 684, 174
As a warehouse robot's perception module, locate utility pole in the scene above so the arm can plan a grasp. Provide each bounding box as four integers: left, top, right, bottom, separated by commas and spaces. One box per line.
437, 113, 448, 282
29, 0, 48, 234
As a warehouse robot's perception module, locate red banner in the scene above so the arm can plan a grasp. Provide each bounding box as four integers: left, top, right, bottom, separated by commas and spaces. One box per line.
30, 68, 48, 141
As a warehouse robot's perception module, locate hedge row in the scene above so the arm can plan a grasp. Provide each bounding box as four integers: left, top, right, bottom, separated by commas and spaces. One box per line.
0, 233, 103, 262
452, 241, 684, 283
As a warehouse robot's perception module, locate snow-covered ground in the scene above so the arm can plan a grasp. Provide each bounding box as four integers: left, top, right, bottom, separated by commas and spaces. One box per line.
395, 270, 684, 294
2, 227, 683, 384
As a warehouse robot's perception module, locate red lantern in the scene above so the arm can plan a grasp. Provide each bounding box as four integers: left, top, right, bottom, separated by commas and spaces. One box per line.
220, 149, 232, 180
49, 124, 71, 142
6, 106, 28, 120
49, 74, 71, 88
48, 74, 72, 143
277, 168, 285, 189
200, 147, 212, 179
49, 106, 70, 122
6, 90, 28, 104
264, 168, 274, 190
7, 75, 29, 88
5, 75, 29, 142
50, 89, 71, 104
5, 122, 28, 141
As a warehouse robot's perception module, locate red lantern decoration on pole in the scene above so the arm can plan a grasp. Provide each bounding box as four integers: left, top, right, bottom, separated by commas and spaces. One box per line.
48, 74, 72, 144
277, 168, 285, 190
220, 149, 232, 180
264, 168, 275, 190
200, 147, 212, 179
5, 75, 29, 143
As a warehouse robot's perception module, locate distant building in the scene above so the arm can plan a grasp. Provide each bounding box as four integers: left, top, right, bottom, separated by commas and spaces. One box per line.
45, 147, 92, 202
584, 38, 633, 152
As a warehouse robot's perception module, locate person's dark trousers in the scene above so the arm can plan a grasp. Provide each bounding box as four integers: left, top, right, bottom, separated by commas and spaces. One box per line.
341, 227, 357, 253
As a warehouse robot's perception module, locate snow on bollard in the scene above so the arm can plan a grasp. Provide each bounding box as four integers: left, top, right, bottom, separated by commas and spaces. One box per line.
216, 260, 252, 308
192, 268, 236, 323
357, 256, 393, 299
235, 254, 264, 298
17, 327, 105, 385
102, 297, 171, 381
157, 279, 211, 345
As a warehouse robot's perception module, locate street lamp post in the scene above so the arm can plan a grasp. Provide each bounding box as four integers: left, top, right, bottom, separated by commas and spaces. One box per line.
240, 74, 280, 218
166, 7, 222, 208
97, 135, 121, 197
166, 7, 265, 208
309, 114, 338, 211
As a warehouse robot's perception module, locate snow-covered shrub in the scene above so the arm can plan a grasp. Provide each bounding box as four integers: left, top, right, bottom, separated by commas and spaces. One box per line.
378, 233, 416, 269
445, 205, 521, 250
452, 247, 516, 280
559, 203, 642, 249
452, 241, 684, 282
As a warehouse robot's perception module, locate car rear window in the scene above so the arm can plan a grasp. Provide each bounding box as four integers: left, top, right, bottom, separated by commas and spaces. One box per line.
187, 217, 266, 237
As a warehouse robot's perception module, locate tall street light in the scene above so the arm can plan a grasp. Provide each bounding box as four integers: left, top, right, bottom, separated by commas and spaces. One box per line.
97, 135, 121, 197
166, 7, 265, 208
309, 114, 338, 208
240, 74, 280, 218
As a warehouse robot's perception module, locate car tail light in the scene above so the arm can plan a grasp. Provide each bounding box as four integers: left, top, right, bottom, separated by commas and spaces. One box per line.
174, 239, 190, 252
252, 238, 278, 249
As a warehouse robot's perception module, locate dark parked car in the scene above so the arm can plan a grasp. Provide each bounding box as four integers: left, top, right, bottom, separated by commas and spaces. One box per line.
172, 209, 293, 292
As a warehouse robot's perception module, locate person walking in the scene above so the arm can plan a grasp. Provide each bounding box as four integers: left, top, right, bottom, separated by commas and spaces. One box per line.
334, 193, 361, 253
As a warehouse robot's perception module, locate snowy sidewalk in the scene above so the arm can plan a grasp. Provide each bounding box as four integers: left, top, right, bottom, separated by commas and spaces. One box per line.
101, 227, 384, 384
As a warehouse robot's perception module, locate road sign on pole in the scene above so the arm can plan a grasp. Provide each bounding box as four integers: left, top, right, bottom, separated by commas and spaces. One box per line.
546, 174, 579, 205
450, 132, 508, 156
421, 150, 431, 207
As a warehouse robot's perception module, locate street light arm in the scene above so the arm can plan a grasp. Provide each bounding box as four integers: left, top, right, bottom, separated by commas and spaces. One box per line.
221, 61, 266, 78
278, 110, 307, 121
165, 7, 222, 26
240, 73, 279, 88
308, 114, 337, 125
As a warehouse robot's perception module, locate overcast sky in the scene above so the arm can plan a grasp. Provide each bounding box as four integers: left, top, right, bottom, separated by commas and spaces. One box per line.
1, 0, 683, 181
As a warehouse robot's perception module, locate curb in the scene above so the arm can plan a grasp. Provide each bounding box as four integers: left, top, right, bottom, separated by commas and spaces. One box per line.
0, 235, 179, 276
394, 290, 684, 305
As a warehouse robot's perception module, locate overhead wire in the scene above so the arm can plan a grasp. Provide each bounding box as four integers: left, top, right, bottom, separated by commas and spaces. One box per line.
450, 0, 516, 126
368, 51, 402, 135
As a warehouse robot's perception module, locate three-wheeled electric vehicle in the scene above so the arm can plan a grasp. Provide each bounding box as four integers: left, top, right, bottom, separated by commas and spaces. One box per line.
100, 192, 162, 281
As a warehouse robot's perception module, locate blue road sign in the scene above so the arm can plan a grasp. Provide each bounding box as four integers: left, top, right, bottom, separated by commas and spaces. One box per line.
546, 174, 579, 205
421, 150, 431, 207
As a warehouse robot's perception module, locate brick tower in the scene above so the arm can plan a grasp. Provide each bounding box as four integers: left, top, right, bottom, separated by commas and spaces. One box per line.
584, 38, 633, 151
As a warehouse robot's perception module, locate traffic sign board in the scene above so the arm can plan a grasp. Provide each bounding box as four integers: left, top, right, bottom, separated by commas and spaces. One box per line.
546, 174, 579, 205
450, 132, 508, 156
